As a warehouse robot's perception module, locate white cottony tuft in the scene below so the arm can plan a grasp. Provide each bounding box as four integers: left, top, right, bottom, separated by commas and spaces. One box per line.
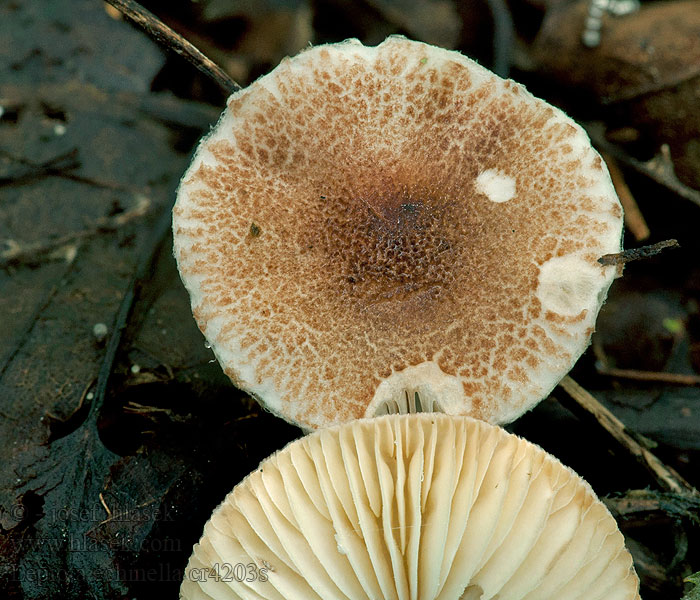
475, 168, 516, 203
537, 255, 606, 317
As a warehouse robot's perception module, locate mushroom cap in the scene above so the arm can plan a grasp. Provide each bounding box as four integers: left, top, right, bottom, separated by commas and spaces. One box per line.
180, 413, 640, 600
173, 37, 623, 430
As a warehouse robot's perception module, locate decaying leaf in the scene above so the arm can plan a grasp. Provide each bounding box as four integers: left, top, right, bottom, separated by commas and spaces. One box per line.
532, 0, 700, 189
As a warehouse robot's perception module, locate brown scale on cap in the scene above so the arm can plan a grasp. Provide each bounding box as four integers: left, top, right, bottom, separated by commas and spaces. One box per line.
173, 37, 623, 430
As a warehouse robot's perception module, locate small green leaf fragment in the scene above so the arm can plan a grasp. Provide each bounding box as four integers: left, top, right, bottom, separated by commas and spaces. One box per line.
420, 57, 427, 65
249, 222, 261, 237
682, 571, 700, 600
662, 317, 683, 334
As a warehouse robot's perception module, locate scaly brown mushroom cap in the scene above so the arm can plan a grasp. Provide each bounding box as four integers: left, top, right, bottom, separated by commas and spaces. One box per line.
180, 413, 640, 600
173, 37, 623, 430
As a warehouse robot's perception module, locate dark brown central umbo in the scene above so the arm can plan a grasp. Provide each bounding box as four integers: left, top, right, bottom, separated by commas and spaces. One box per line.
317, 185, 465, 319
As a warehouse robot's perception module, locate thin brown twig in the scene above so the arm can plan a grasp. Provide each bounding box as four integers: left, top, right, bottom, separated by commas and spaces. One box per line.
103, 0, 240, 94
598, 239, 679, 266
0, 195, 151, 268
597, 365, 700, 386
0, 147, 143, 191
99, 492, 112, 521
603, 489, 700, 526
602, 152, 650, 242
586, 122, 700, 209
0, 148, 80, 186
557, 376, 699, 497
97, 496, 159, 526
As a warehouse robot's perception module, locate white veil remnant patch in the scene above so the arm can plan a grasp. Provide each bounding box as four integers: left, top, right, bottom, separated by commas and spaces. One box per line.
366, 361, 466, 417
537, 255, 606, 317
475, 168, 516, 203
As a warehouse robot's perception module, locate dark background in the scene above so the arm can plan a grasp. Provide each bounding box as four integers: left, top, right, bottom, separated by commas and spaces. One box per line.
1, 0, 699, 598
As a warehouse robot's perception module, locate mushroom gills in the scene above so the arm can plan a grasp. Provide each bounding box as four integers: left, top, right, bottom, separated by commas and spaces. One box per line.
373, 389, 444, 416
181, 413, 641, 600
